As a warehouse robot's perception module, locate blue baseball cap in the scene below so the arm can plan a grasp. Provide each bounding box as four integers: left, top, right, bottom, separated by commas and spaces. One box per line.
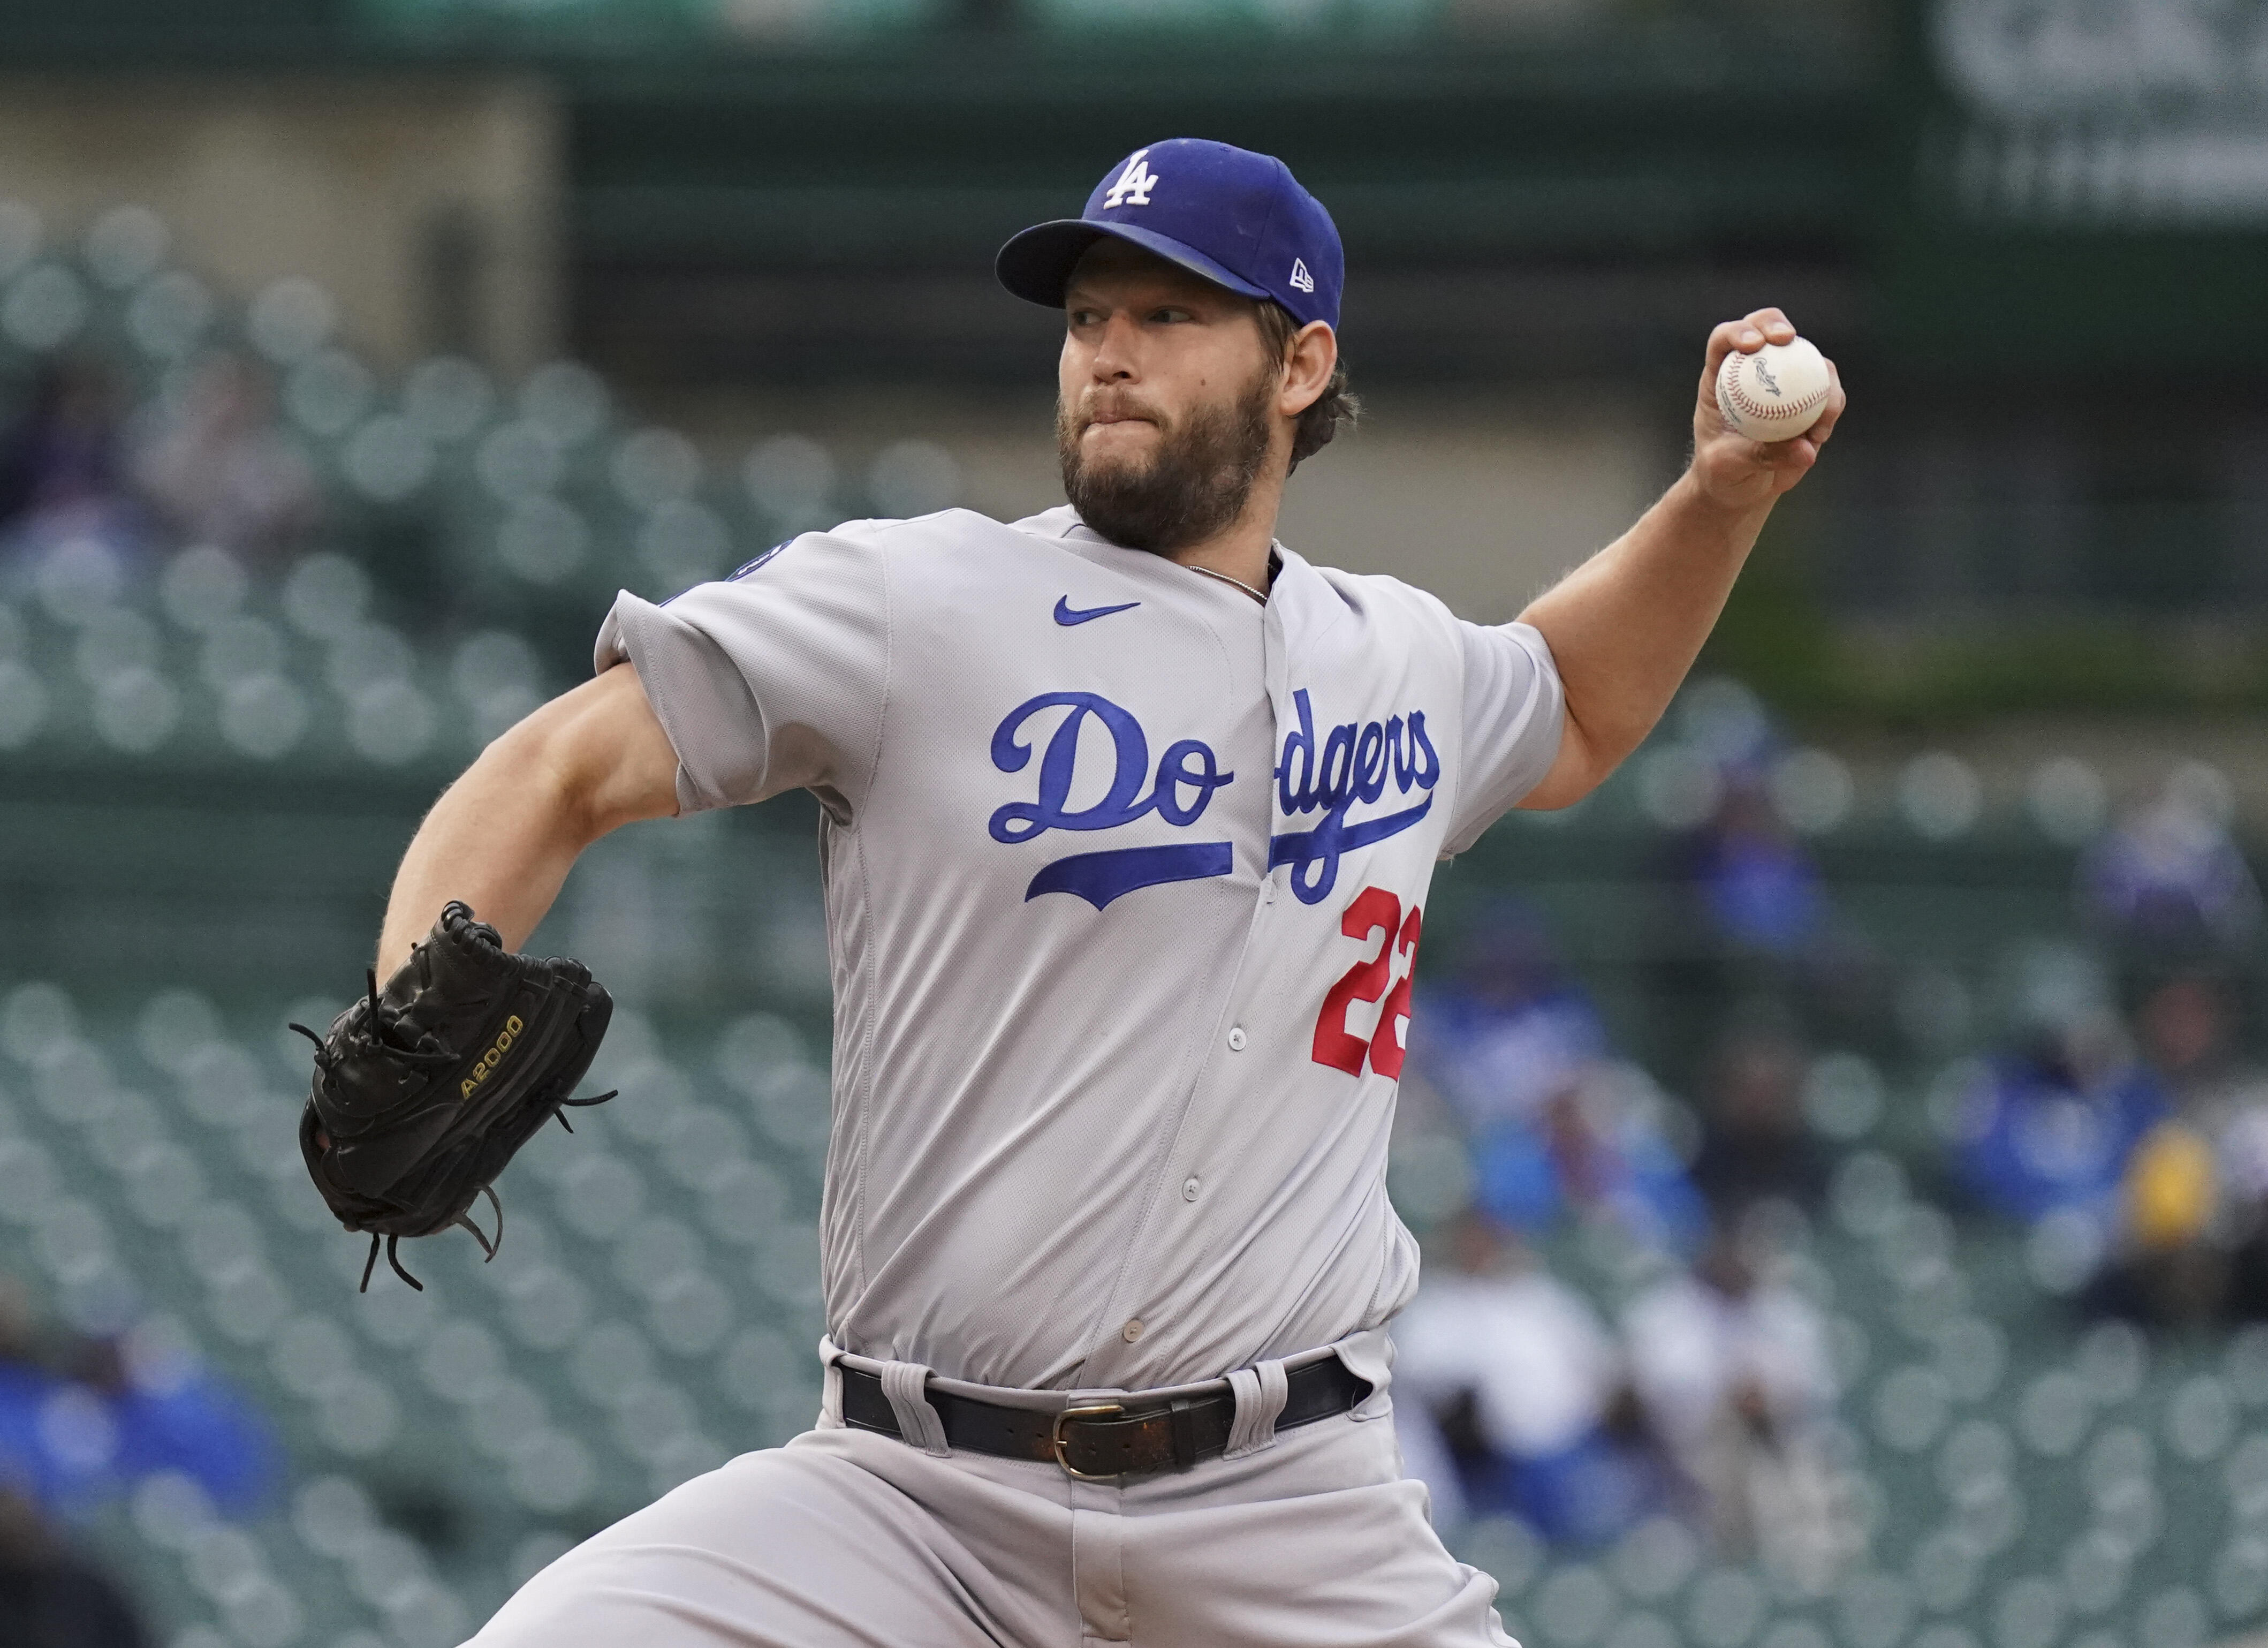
997, 139, 1344, 332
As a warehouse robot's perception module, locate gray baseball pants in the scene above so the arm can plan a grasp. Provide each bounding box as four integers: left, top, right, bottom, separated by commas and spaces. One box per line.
467, 1337, 1515, 1647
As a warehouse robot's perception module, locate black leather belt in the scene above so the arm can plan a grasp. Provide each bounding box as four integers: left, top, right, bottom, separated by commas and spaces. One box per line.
840, 1357, 1371, 1480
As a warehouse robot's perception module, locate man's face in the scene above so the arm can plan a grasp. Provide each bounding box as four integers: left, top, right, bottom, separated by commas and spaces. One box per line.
1055, 240, 1281, 555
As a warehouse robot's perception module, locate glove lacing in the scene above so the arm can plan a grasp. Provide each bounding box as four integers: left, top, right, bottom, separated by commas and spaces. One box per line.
289, 969, 461, 1074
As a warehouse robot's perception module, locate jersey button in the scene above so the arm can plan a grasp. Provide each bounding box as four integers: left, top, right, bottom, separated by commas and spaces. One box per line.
1121, 1319, 1146, 1343
1182, 1176, 1201, 1201
1226, 1027, 1247, 1052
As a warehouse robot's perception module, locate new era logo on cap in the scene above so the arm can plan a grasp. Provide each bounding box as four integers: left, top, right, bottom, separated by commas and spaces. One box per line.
995, 138, 1344, 332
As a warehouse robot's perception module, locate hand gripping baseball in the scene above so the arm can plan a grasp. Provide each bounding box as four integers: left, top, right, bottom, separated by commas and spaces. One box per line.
1691, 307, 1846, 511
293, 903, 617, 1291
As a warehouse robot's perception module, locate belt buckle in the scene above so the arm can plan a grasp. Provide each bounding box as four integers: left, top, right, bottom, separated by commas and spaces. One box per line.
1050, 1402, 1126, 1480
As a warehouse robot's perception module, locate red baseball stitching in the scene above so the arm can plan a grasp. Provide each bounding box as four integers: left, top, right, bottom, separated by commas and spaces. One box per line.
1719, 357, 1826, 429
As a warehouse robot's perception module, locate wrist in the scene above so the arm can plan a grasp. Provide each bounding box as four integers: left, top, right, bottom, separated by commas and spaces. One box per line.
1672, 464, 1774, 538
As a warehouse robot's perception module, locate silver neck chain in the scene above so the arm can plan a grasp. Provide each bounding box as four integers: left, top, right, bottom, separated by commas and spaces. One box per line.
1186, 550, 1280, 606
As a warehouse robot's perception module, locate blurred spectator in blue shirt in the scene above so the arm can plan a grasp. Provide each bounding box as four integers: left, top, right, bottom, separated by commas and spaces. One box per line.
1954, 1010, 2166, 1229
1416, 907, 1705, 1255
1690, 778, 1825, 961
1466, 1067, 1708, 1259
2081, 778, 2261, 962
0, 1280, 277, 1522
1648, 759, 1859, 1098
1397, 1215, 1660, 1547
1417, 902, 1607, 1133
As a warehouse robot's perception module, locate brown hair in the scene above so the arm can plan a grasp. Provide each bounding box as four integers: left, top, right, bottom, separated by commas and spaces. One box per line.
1255, 300, 1358, 473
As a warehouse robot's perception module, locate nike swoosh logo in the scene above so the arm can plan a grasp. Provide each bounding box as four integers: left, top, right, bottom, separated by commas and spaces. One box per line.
1054, 596, 1140, 626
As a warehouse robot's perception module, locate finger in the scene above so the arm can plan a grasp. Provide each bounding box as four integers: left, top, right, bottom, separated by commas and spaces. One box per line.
1801, 361, 1848, 445
1701, 318, 1762, 385
1742, 437, 1818, 481
1744, 307, 1795, 345
1713, 316, 1769, 354
1738, 433, 1813, 464
1700, 308, 1793, 386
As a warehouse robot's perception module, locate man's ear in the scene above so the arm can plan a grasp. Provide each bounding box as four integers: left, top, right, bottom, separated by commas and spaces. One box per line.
1281, 321, 1337, 417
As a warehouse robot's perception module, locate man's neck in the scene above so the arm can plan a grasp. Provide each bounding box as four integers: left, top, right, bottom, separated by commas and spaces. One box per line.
1162, 470, 1286, 594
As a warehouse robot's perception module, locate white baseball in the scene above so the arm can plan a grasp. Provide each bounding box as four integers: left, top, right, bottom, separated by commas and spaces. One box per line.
1715, 336, 1832, 443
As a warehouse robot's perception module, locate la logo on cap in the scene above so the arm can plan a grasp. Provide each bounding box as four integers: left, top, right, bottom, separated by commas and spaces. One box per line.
1104, 149, 1160, 209
1288, 258, 1315, 294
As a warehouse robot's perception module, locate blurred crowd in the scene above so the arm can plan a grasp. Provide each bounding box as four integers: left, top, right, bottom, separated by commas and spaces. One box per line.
0, 351, 320, 597
1393, 893, 1859, 1577
1958, 761, 2268, 1331
0, 1273, 276, 1647
1390, 716, 2268, 1575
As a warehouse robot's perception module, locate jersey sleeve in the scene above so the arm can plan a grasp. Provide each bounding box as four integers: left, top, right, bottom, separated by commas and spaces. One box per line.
592, 528, 889, 818
1442, 618, 1566, 856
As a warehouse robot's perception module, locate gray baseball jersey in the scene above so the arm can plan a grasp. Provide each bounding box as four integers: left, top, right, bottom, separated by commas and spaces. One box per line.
594, 503, 1563, 1394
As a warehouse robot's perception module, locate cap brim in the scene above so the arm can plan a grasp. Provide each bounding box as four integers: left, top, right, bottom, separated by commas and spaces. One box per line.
996, 219, 1273, 311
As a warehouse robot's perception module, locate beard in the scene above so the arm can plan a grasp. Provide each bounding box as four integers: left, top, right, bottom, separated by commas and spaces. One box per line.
1057, 364, 1275, 556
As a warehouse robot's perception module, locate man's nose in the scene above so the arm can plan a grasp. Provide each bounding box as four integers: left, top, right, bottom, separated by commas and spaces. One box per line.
1089, 312, 1141, 380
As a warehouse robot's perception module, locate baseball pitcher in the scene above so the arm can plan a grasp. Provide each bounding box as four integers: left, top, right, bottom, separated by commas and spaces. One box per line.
300, 138, 1842, 1645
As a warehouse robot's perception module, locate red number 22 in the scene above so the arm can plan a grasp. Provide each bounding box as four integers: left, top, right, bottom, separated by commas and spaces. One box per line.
1310, 886, 1422, 1078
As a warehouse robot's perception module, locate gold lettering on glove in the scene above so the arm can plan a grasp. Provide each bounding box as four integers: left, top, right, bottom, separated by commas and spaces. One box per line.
461, 1015, 526, 1099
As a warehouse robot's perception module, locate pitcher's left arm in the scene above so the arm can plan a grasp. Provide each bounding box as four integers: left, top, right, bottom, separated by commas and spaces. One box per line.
1515, 307, 1845, 811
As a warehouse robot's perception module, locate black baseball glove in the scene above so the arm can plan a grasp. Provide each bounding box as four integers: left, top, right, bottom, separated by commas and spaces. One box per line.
293, 902, 616, 1291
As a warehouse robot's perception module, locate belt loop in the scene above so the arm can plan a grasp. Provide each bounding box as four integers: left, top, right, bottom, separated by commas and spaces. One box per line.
879, 1359, 952, 1457
1332, 1326, 1396, 1421
817, 1336, 847, 1430
1224, 1359, 1289, 1458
